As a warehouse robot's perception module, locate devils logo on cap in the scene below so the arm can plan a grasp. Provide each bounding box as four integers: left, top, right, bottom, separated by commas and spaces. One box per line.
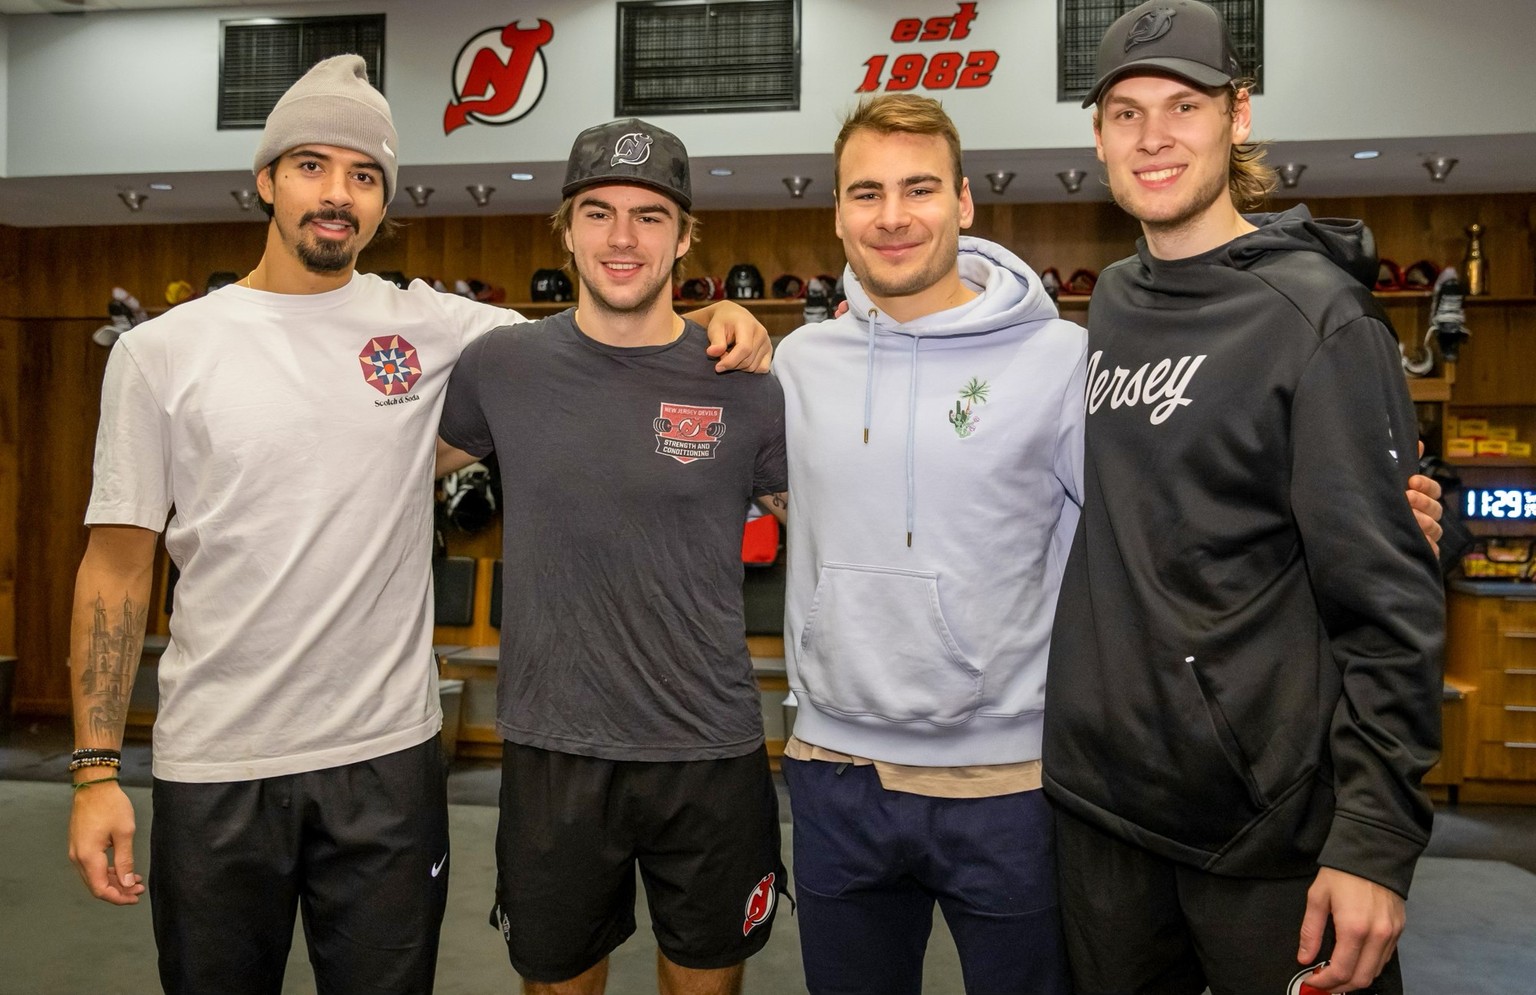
1125, 7, 1177, 50
611, 133, 653, 167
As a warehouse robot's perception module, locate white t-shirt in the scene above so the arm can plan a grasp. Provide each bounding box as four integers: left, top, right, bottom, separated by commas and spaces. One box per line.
86, 274, 523, 781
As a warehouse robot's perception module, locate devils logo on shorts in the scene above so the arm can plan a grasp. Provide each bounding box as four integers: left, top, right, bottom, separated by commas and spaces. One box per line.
742, 872, 776, 936
654, 402, 725, 464
1286, 965, 1332, 995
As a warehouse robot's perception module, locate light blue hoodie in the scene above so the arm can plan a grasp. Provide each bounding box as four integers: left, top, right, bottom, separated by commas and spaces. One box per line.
775, 236, 1086, 766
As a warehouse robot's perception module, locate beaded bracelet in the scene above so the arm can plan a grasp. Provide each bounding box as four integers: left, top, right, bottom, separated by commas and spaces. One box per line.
71, 747, 122, 762
71, 775, 121, 791
68, 755, 122, 773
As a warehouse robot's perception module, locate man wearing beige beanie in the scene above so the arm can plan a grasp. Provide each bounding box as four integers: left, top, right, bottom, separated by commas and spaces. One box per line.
65, 54, 770, 995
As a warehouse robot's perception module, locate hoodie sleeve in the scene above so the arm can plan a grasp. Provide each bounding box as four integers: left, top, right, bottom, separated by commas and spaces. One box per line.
1289, 314, 1444, 897
1050, 326, 1089, 573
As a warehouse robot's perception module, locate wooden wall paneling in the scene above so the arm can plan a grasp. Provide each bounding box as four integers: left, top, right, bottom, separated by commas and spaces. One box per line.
15, 319, 111, 714
177, 221, 268, 294
688, 207, 845, 286
0, 225, 20, 315
970, 202, 1141, 280
480, 215, 532, 296
0, 320, 17, 657
1448, 306, 1536, 406
14, 222, 267, 319
1284, 194, 1535, 298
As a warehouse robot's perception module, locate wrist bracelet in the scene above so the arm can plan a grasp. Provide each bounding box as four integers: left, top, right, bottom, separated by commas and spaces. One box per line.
71, 775, 121, 791
68, 755, 122, 773
71, 747, 122, 762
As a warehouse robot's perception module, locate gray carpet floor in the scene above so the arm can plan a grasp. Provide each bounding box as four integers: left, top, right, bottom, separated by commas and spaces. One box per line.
3, 780, 1535, 994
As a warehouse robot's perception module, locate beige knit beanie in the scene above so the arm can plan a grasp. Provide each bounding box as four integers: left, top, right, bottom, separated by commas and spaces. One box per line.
252, 54, 398, 203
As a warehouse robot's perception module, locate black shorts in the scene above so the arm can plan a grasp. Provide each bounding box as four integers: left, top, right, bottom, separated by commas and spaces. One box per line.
1053, 805, 1403, 995
491, 741, 787, 983
150, 737, 449, 995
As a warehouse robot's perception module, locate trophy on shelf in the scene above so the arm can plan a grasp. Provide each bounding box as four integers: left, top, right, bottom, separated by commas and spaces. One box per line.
1462, 222, 1487, 296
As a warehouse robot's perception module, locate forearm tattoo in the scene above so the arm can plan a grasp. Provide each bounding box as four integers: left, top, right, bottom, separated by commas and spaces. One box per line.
79, 594, 149, 740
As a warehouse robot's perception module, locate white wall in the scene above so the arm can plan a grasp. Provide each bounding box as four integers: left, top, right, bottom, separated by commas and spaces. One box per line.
0, 15, 9, 177
3, 0, 1534, 179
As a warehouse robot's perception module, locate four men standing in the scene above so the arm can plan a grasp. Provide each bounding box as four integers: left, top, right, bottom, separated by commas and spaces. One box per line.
66, 4, 1447, 993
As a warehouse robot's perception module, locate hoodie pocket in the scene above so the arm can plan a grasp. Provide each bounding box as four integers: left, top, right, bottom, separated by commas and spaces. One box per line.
796, 562, 982, 725
1188, 660, 1269, 812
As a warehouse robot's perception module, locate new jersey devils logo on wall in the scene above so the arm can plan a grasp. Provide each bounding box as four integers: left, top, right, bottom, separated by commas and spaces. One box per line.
444, 19, 554, 135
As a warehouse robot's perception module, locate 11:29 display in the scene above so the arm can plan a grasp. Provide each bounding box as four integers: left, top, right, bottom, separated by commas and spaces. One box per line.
1463, 487, 1536, 520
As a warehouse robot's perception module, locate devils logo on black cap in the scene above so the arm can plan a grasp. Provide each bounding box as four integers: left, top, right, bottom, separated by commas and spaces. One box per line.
1126, 7, 1177, 50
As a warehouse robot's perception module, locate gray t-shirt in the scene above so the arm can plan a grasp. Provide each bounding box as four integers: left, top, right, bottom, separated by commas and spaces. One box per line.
439, 309, 787, 761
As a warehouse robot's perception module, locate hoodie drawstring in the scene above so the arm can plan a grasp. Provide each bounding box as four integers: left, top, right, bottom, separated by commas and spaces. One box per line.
861, 307, 918, 547
905, 334, 918, 547
862, 309, 877, 445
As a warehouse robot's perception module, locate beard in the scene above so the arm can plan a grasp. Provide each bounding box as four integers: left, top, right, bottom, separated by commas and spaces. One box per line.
851, 227, 960, 301
291, 209, 360, 274
1109, 163, 1230, 237
578, 264, 674, 319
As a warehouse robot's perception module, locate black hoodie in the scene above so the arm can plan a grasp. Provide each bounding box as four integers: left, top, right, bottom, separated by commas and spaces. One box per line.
1044, 206, 1444, 896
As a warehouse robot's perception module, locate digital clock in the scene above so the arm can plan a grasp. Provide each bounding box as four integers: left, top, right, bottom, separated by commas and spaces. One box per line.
1463, 487, 1536, 521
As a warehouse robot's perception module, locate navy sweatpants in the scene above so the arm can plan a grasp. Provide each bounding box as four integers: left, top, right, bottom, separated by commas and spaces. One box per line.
782, 756, 1068, 995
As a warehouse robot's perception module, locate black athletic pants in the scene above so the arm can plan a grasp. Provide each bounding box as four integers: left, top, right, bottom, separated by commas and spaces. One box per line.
150, 738, 449, 995
1054, 805, 1403, 995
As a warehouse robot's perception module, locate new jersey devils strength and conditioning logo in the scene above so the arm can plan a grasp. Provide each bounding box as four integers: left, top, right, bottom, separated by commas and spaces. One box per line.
742, 872, 777, 936
358, 335, 422, 396
654, 403, 725, 464
444, 19, 554, 134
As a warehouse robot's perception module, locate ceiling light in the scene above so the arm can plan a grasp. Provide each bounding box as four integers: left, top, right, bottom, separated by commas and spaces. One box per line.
783, 176, 812, 199
467, 184, 495, 207
117, 190, 146, 212
986, 171, 1015, 195
230, 189, 259, 211
709, 167, 734, 177
1424, 157, 1458, 183
1352, 150, 1380, 160
148, 183, 174, 191
405, 184, 434, 208
1277, 163, 1306, 189
509, 172, 534, 181
1056, 169, 1087, 195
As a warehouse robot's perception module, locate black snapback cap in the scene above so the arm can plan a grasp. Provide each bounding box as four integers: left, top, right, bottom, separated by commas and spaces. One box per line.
562, 117, 692, 211
1081, 0, 1243, 108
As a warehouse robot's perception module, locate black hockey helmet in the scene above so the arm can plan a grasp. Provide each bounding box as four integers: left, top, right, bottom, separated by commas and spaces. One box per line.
726, 263, 765, 299
531, 268, 574, 302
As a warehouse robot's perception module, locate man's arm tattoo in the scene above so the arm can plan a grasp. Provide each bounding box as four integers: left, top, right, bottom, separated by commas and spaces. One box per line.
79, 593, 149, 740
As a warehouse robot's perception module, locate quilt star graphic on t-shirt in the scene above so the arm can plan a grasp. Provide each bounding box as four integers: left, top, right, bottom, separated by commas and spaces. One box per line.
358, 335, 423, 396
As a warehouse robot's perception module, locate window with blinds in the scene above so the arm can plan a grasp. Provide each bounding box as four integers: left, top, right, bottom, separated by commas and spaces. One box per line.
219, 16, 386, 129
616, 0, 799, 116
1057, 0, 1262, 103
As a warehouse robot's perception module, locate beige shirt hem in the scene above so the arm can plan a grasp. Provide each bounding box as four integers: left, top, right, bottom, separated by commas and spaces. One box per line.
783, 736, 1042, 798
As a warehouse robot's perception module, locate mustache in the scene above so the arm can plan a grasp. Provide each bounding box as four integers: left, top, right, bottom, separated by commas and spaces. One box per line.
299, 208, 359, 231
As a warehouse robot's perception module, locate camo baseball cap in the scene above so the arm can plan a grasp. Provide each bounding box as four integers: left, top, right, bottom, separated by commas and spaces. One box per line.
1081, 0, 1243, 108
562, 118, 692, 211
